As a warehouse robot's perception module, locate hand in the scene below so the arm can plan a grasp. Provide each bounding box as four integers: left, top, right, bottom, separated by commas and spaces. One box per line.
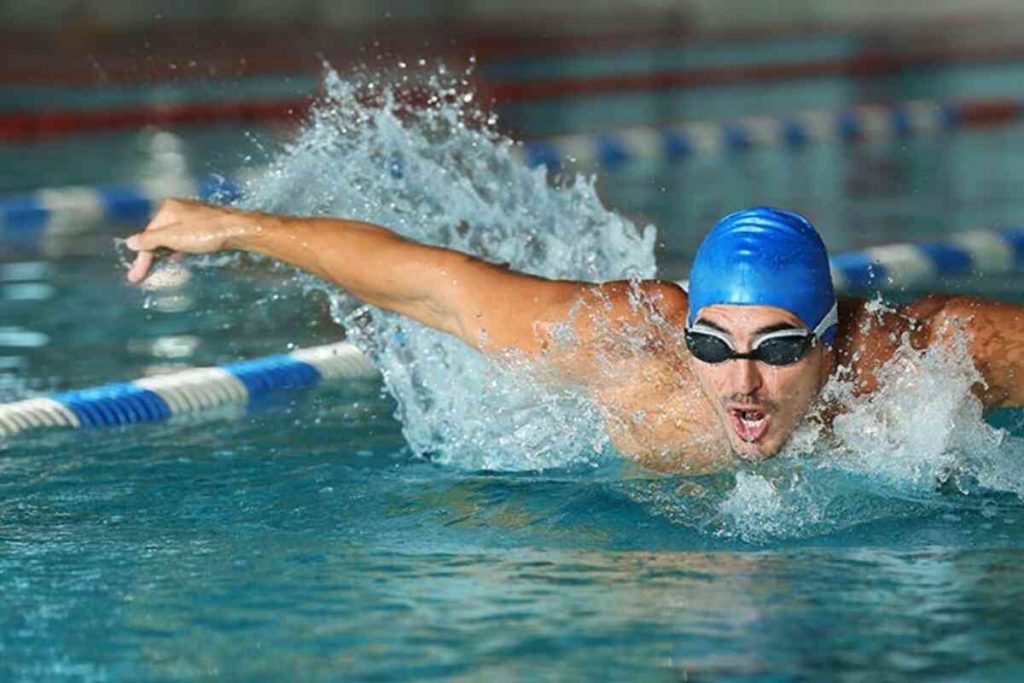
124, 198, 249, 283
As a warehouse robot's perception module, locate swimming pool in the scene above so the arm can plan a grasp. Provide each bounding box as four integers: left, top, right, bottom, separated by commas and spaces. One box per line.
4, 66, 1024, 680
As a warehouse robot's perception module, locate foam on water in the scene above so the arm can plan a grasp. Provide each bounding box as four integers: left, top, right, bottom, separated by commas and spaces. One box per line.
226, 65, 1024, 540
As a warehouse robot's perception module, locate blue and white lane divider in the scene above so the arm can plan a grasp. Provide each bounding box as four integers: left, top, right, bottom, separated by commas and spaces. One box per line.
2, 97, 1019, 244
520, 94, 1024, 170
519, 98, 994, 169
0, 343, 376, 438
2, 227, 1024, 438
0, 174, 242, 246
829, 227, 1024, 290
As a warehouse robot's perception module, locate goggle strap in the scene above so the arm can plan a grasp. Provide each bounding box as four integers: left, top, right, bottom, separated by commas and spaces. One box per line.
812, 301, 839, 340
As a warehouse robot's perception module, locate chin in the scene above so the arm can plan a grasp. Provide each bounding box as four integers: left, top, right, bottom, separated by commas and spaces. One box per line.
728, 434, 784, 462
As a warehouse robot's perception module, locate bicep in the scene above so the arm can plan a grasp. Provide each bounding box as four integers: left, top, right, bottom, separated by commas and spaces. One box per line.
444, 261, 587, 355
449, 271, 688, 364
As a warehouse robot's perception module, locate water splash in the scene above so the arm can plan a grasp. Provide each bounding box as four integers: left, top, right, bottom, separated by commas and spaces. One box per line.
236, 64, 656, 470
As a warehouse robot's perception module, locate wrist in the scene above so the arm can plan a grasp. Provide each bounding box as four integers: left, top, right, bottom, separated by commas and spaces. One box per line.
221, 208, 279, 252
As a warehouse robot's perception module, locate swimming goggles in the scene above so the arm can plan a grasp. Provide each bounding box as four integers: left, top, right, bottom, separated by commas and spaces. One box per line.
685, 303, 838, 366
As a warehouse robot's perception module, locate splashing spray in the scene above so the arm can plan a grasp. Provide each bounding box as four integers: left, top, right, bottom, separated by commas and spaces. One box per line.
236, 64, 656, 469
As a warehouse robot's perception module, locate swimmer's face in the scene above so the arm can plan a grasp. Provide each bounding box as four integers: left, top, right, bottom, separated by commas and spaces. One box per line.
687, 304, 830, 461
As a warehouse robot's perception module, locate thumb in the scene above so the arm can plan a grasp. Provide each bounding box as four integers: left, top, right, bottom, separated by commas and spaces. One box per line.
125, 229, 168, 252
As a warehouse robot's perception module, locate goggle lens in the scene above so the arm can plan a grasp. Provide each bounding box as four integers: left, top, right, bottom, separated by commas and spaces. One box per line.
684, 332, 734, 364
750, 336, 814, 365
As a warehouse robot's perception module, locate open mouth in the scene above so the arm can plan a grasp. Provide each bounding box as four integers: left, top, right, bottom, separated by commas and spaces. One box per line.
728, 407, 771, 444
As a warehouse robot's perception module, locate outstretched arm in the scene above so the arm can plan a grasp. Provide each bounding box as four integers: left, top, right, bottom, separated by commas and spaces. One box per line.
125, 199, 686, 364
904, 295, 1024, 408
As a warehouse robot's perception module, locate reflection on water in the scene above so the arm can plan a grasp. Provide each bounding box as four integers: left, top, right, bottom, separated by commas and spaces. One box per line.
126, 334, 200, 360
4, 462, 1024, 681
0, 262, 52, 282
1, 283, 55, 301
0, 326, 49, 348
1, 359, 1024, 679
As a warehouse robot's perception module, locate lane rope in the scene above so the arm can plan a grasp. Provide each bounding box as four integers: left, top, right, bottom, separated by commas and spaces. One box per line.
0, 174, 242, 250
521, 96, 1023, 168
3, 94, 1023, 248
3, 44, 1023, 140
0, 343, 377, 438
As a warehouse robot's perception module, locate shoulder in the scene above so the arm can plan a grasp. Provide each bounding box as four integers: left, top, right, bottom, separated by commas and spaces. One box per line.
831, 294, 989, 392
642, 280, 689, 319
587, 279, 688, 322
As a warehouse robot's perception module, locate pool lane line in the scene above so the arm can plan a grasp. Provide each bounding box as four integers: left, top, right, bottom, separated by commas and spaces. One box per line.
0, 174, 243, 252
0, 97, 309, 143
5, 39, 1024, 141
828, 227, 1024, 291
2, 226, 1024, 438
0, 342, 377, 438
520, 96, 1024, 169
4, 95, 1024, 246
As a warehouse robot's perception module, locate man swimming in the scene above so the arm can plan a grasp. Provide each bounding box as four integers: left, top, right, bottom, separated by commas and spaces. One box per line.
125, 202, 1024, 472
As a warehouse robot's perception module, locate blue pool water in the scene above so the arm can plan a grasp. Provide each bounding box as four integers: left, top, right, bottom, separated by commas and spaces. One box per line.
4, 63, 1024, 679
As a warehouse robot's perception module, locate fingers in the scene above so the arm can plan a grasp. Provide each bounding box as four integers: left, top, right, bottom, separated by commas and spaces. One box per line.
123, 198, 226, 284
123, 199, 189, 284
125, 228, 166, 252
124, 226, 171, 283
126, 249, 154, 283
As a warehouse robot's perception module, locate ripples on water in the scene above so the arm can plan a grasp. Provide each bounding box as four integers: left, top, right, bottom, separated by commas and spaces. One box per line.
4, 389, 1024, 678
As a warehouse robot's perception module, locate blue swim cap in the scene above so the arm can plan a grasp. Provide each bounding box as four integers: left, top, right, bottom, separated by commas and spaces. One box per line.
687, 207, 837, 345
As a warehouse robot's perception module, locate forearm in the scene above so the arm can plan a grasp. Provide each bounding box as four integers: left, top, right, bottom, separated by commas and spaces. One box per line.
232, 211, 469, 333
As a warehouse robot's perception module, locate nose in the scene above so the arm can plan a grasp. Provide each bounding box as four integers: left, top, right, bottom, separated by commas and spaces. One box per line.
728, 358, 764, 396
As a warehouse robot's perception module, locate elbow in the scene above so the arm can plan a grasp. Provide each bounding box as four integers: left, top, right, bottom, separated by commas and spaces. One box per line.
908, 295, 1013, 407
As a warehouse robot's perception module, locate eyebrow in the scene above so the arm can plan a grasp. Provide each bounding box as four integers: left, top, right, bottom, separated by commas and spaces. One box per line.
694, 319, 802, 335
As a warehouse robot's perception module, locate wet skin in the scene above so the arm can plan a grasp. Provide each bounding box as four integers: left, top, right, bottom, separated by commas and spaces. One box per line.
125, 200, 1024, 473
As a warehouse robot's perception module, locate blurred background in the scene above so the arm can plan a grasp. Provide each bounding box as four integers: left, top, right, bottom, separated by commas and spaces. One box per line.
6, 0, 1024, 258
5, 0, 1024, 388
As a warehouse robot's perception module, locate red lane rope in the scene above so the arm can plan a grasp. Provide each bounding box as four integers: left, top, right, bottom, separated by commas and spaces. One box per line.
0, 80, 470, 141
955, 99, 1023, 126
3, 50, 1023, 142
488, 50, 1024, 102
0, 98, 310, 141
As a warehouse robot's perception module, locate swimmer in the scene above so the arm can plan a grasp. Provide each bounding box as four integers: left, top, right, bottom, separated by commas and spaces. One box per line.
125, 201, 1024, 471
